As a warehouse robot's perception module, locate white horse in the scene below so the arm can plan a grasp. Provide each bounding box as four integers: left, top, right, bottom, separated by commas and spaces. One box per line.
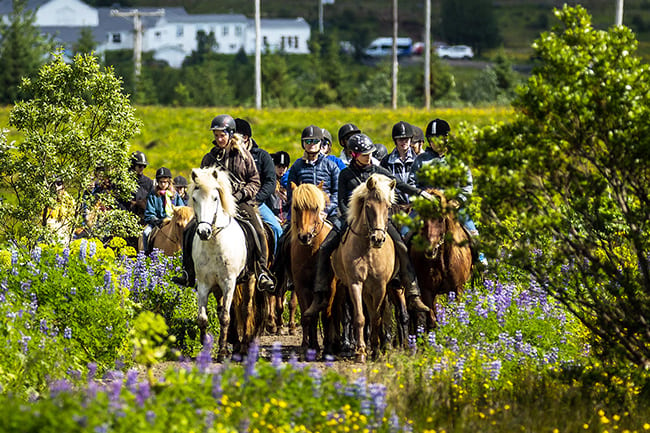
189, 167, 258, 361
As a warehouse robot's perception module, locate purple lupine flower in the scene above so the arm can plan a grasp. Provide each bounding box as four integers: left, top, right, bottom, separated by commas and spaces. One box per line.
49, 378, 72, 397
70, 287, 77, 296
456, 302, 470, 325
238, 418, 250, 433
103, 270, 113, 294
40, 318, 48, 334
28, 293, 38, 315
20, 334, 31, 353
408, 334, 417, 353
196, 334, 213, 372
31, 246, 42, 264
135, 381, 151, 406
40, 271, 48, 282
211, 373, 223, 400
308, 366, 322, 398
79, 240, 87, 262
324, 354, 335, 368
368, 382, 388, 420
87, 362, 97, 381
306, 348, 317, 362
126, 369, 138, 390
271, 342, 283, 368
20, 280, 31, 294
244, 340, 259, 378
63, 327, 72, 339
487, 359, 502, 381
146, 410, 156, 425
67, 368, 82, 381
88, 241, 96, 258
388, 411, 401, 433
453, 356, 465, 383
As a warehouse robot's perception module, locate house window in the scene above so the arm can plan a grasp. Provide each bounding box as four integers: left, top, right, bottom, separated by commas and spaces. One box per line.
155, 31, 161, 40
112, 33, 121, 43
222, 26, 229, 36
176, 25, 184, 37
294, 36, 299, 48
281, 36, 285, 49
235, 25, 242, 36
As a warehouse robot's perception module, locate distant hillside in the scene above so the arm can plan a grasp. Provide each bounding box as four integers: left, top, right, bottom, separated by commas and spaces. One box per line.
124, 0, 650, 56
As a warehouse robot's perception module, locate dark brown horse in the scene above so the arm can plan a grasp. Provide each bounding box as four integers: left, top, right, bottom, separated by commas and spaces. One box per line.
290, 182, 332, 352
409, 189, 472, 331
331, 174, 397, 362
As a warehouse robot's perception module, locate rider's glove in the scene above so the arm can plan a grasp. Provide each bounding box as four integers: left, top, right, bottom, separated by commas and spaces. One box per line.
419, 190, 434, 201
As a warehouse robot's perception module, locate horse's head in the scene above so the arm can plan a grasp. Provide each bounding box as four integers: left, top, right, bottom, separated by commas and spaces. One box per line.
291, 182, 328, 246
190, 168, 236, 241
172, 205, 194, 231
350, 174, 396, 248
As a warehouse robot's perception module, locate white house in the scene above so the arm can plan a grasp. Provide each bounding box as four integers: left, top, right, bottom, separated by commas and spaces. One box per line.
0, 0, 312, 68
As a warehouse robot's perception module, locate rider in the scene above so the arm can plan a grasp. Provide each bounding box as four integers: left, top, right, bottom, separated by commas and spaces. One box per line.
126, 151, 154, 224
408, 118, 486, 265
266, 151, 291, 225
235, 117, 282, 252
337, 123, 361, 166
303, 133, 431, 317
173, 175, 189, 205
271, 125, 341, 292
381, 121, 418, 206
143, 167, 184, 254
321, 128, 347, 170
172, 114, 275, 292
411, 125, 426, 156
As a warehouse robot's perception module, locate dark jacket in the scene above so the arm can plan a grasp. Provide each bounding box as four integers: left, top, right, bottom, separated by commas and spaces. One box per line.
201, 141, 261, 207
338, 160, 421, 220
380, 147, 416, 205
249, 138, 276, 204
287, 153, 340, 218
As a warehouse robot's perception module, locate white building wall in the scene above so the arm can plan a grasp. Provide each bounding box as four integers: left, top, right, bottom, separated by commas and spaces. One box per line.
36, 0, 98, 27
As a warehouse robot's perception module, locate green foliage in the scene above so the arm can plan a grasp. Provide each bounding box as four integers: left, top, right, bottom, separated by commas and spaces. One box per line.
441, 0, 501, 54
72, 27, 97, 57
0, 0, 54, 104
129, 311, 177, 385
0, 52, 142, 246
0, 240, 134, 398
472, 5, 650, 366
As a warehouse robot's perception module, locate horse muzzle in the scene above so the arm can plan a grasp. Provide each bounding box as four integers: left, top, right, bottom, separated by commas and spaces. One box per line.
297, 232, 313, 245
425, 246, 440, 260
197, 223, 212, 240
369, 233, 386, 248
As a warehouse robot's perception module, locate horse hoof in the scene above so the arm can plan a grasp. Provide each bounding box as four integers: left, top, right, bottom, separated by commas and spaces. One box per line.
356, 353, 366, 363
288, 326, 297, 336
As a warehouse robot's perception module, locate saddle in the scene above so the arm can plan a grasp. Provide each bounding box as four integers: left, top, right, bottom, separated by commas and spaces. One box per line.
234, 215, 260, 273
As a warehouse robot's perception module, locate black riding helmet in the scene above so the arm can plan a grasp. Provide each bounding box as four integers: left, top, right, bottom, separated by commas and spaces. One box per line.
173, 175, 188, 187
272, 151, 291, 167
301, 125, 323, 150
322, 128, 333, 148
425, 118, 451, 137
234, 118, 252, 137
210, 114, 236, 135
131, 150, 148, 167
412, 125, 425, 143
155, 167, 172, 180
392, 121, 413, 140
337, 123, 361, 148
347, 133, 376, 155
373, 143, 388, 161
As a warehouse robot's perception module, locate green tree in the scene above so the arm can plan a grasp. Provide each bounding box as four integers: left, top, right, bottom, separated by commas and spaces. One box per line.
469, 6, 650, 366
0, 53, 142, 246
183, 30, 217, 66
440, 0, 500, 55
72, 26, 97, 57
0, 0, 54, 104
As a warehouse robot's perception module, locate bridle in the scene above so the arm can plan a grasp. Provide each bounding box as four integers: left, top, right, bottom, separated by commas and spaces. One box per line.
349, 201, 388, 240
196, 192, 232, 240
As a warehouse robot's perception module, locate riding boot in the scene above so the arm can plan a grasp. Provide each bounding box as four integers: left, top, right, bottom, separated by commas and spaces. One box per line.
246, 204, 276, 293
271, 228, 291, 290
389, 223, 429, 313
303, 229, 340, 317
171, 219, 197, 287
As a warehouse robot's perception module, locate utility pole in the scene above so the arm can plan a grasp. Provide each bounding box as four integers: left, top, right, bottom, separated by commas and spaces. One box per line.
424, 0, 431, 109
110, 8, 164, 81
391, 0, 398, 109
615, 0, 624, 25
319, 0, 335, 34
255, 0, 262, 109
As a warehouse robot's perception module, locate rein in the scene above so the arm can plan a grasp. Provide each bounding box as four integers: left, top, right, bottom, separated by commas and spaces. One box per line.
349, 203, 387, 239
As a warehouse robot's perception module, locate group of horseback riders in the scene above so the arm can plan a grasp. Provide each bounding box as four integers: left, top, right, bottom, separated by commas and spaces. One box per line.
124, 113, 480, 321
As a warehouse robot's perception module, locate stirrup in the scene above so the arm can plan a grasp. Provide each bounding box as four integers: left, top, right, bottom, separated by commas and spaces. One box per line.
257, 272, 276, 293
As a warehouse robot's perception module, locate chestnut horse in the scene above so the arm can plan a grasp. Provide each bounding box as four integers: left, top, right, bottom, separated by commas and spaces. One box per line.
290, 182, 332, 352
331, 174, 397, 362
409, 189, 472, 331
150, 206, 194, 255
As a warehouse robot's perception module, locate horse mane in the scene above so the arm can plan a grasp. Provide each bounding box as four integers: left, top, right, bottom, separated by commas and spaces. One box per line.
188, 168, 238, 217
291, 183, 328, 213
173, 205, 194, 221
347, 174, 396, 226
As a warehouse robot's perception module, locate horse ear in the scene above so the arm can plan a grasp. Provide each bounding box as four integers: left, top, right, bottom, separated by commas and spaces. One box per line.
212, 168, 220, 180
389, 179, 397, 190
191, 169, 198, 183
290, 182, 298, 191
317, 180, 325, 190
367, 176, 376, 190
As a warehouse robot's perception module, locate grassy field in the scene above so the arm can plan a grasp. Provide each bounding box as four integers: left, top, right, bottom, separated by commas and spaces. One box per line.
0, 105, 513, 180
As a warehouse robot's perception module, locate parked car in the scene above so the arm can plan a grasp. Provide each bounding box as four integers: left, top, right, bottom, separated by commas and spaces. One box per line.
363, 37, 413, 57
435, 45, 474, 59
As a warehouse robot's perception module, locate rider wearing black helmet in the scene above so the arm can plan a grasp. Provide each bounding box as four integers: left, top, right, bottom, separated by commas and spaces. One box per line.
173, 114, 275, 292
321, 128, 347, 170
381, 121, 418, 206
173, 175, 189, 205
127, 150, 153, 223
337, 123, 361, 165
303, 133, 430, 317
373, 143, 389, 163
142, 167, 184, 254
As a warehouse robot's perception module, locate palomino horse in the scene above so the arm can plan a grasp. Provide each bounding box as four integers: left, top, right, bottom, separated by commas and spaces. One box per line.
409, 189, 472, 331
189, 167, 259, 361
331, 174, 397, 362
139, 206, 194, 255
290, 182, 332, 352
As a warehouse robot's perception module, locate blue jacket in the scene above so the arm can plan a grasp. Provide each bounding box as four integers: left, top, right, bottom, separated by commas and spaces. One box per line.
287, 153, 340, 218
144, 189, 185, 226
408, 147, 473, 205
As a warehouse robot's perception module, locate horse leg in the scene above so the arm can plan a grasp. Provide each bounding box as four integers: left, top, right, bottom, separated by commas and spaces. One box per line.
217, 284, 236, 362
288, 290, 298, 335
349, 282, 366, 363
197, 284, 210, 346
